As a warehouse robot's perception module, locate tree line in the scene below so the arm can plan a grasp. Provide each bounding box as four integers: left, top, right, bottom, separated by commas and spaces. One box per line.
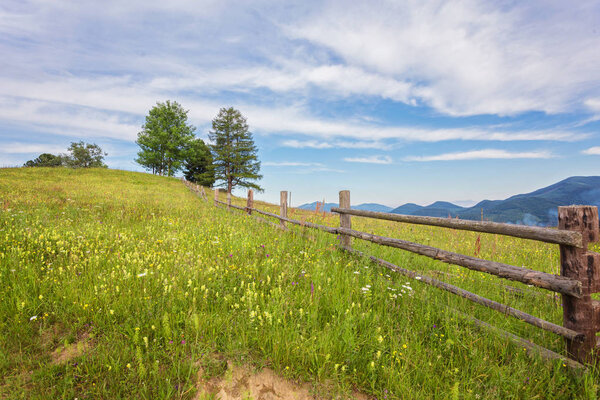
135, 101, 262, 194
24, 141, 107, 168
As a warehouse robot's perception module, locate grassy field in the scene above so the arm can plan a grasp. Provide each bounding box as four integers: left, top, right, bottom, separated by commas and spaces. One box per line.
1, 168, 599, 399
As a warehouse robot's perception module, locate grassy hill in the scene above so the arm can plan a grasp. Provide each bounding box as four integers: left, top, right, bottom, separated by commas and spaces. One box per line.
0, 168, 597, 399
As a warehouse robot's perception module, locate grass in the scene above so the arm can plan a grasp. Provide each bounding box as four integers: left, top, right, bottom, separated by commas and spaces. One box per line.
1, 167, 599, 399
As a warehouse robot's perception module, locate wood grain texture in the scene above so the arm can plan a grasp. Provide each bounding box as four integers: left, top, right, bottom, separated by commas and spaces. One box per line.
339, 191, 351, 249
559, 206, 600, 363
341, 247, 583, 341
331, 207, 583, 248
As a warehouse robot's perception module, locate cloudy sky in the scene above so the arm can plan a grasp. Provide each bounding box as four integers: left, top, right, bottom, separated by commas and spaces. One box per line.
1, 0, 600, 206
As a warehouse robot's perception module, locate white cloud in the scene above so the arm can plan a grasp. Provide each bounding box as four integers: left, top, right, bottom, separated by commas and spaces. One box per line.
263, 161, 324, 167
582, 147, 600, 155
281, 139, 387, 149
287, 1, 600, 116
344, 155, 393, 164
0, 142, 66, 154
404, 149, 554, 162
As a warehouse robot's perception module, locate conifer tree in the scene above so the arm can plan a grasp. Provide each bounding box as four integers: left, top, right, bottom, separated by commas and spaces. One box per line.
183, 138, 215, 186
208, 107, 262, 194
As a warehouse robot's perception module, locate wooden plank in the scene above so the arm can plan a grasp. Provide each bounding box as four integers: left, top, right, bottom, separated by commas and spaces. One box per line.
280, 191, 288, 228
559, 206, 600, 363
339, 191, 351, 249
242, 204, 582, 297
247, 189, 253, 215
341, 247, 583, 342
336, 226, 582, 298
331, 207, 583, 248
449, 309, 585, 370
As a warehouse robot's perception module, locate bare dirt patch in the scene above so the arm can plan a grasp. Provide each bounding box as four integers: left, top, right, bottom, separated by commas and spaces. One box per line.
194, 360, 369, 400
50, 332, 94, 364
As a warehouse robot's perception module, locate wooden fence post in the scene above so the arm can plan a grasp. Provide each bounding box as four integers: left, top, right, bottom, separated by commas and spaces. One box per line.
280, 191, 288, 228
558, 206, 600, 363
214, 188, 219, 206
247, 189, 253, 215
227, 192, 231, 208
339, 190, 351, 249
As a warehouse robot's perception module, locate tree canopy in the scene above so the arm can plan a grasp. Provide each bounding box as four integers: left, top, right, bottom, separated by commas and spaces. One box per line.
136, 100, 196, 176
183, 138, 215, 187
208, 107, 262, 194
24, 153, 64, 167
65, 141, 107, 168
23, 142, 107, 168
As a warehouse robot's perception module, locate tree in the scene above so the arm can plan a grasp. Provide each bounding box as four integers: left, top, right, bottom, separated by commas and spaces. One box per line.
24, 153, 64, 167
183, 138, 215, 186
65, 141, 107, 168
208, 107, 262, 194
136, 100, 195, 176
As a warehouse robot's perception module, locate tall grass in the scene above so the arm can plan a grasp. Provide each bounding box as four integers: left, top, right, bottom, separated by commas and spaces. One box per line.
0, 167, 598, 399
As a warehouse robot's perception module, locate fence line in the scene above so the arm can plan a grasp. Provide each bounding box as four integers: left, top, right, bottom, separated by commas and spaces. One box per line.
331, 207, 583, 247
202, 185, 600, 365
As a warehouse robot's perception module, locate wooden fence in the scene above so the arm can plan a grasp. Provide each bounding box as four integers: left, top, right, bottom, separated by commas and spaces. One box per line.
205, 185, 600, 367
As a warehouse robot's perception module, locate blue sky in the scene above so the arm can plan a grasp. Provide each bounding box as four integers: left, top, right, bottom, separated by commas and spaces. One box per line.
1, 0, 600, 207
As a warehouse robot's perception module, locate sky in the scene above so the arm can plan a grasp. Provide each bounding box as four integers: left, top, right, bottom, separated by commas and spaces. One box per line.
1, 0, 600, 207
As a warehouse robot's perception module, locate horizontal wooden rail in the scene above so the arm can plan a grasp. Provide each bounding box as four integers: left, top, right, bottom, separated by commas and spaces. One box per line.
220, 200, 582, 298
331, 208, 583, 248
336, 226, 582, 298
450, 309, 585, 369
342, 247, 584, 342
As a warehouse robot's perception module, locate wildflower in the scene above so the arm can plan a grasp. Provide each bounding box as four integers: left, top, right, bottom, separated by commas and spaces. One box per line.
126, 363, 131, 369
109, 310, 114, 315
377, 335, 384, 343
38, 294, 43, 300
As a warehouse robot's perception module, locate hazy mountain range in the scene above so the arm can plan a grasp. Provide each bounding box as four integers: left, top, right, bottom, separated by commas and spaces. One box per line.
297, 176, 600, 226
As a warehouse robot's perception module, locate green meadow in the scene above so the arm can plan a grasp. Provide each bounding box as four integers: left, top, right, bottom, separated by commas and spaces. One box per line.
1, 168, 598, 399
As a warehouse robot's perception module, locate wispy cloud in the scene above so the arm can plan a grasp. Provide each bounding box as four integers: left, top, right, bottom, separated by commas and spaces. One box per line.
582, 147, 600, 155
281, 139, 387, 149
288, 1, 600, 116
0, 142, 66, 154
344, 155, 393, 164
263, 161, 324, 167
404, 149, 554, 162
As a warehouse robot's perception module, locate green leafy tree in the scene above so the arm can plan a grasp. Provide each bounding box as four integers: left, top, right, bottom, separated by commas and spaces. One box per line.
208, 107, 262, 194
183, 138, 215, 186
23, 153, 64, 167
136, 100, 195, 176
65, 142, 107, 168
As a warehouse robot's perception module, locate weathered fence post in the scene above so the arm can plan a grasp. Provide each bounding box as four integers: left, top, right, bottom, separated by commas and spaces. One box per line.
280, 191, 288, 228
559, 206, 600, 363
214, 188, 219, 206
227, 191, 231, 209
339, 190, 351, 249
247, 189, 254, 215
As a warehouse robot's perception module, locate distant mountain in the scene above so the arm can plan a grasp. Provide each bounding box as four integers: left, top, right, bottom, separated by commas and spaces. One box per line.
392, 201, 465, 218
297, 202, 338, 212
390, 203, 423, 214
298, 202, 392, 213
353, 203, 394, 212
390, 176, 600, 226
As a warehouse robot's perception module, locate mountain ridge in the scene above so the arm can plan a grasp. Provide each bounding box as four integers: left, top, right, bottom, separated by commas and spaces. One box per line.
297, 176, 600, 226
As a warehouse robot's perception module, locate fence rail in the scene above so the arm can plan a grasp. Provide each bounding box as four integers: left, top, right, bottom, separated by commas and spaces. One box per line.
331, 207, 583, 247
205, 185, 600, 366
